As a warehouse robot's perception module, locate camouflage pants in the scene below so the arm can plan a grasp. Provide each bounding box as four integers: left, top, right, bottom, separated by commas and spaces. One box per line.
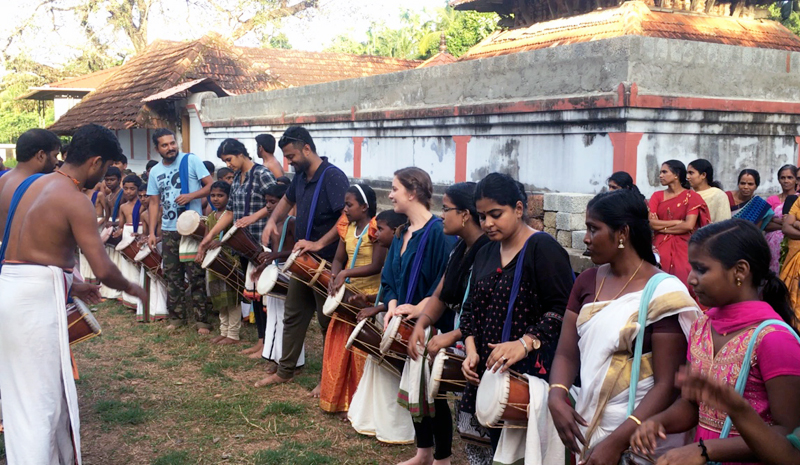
162, 231, 212, 329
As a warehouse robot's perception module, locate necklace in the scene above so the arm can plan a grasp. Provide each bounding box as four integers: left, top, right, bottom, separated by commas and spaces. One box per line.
353, 221, 369, 239
593, 259, 645, 304
55, 169, 81, 190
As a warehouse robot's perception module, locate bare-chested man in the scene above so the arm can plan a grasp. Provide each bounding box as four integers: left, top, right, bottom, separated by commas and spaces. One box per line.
255, 133, 285, 179
0, 123, 147, 465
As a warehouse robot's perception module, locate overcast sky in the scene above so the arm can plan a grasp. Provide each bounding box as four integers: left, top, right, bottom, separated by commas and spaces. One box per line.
1, 0, 448, 67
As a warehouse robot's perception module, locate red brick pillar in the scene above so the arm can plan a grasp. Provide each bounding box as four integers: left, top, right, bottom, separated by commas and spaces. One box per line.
453, 135, 471, 183
352, 137, 364, 179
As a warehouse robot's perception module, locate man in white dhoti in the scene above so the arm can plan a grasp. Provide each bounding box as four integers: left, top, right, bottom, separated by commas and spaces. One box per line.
0, 124, 147, 465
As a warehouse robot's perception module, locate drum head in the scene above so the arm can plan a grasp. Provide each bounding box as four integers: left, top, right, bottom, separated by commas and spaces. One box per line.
176, 210, 201, 236
202, 247, 222, 269
73, 298, 102, 334
476, 369, 511, 428
379, 315, 402, 354
115, 235, 135, 252
134, 245, 152, 262
221, 224, 238, 243
346, 318, 368, 350
256, 264, 279, 295
100, 226, 113, 243
428, 350, 448, 399
322, 285, 346, 317
281, 251, 299, 273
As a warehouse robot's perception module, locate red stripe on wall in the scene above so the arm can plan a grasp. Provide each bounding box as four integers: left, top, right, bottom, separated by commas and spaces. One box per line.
609, 133, 644, 183
352, 137, 364, 178
453, 135, 471, 183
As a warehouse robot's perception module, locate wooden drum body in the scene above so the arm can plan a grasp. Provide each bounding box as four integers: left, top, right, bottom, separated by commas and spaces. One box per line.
67, 298, 102, 345
322, 285, 360, 325
346, 319, 404, 377
115, 235, 141, 263
281, 251, 332, 290
428, 348, 467, 398
134, 244, 163, 278
380, 315, 422, 358
221, 225, 263, 261
475, 369, 530, 427
201, 247, 245, 296
255, 264, 289, 300
176, 210, 207, 241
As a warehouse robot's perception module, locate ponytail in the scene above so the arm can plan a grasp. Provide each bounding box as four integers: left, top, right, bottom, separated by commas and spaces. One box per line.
762, 270, 797, 327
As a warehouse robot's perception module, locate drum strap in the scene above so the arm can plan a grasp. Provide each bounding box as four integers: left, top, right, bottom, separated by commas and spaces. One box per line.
500, 233, 538, 342
91, 190, 98, 206
132, 199, 141, 233
374, 285, 383, 306
111, 189, 123, 222
404, 217, 441, 304
0, 173, 46, 272
304, 165, 331, 241
308, 259, 328, 288
345, 222, 370, 283
454, 270, 472, 331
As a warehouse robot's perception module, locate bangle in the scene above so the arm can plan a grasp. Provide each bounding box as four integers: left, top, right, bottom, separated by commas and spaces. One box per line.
549, 384, 569, 395
627, 415, 642, 426
698, 439, 710, 463
518, 337, 530, 355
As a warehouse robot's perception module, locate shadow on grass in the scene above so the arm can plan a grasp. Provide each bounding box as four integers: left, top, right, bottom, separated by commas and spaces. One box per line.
95, 400, 150, 425
253, 440, 335, 465
151, 450, 192, 465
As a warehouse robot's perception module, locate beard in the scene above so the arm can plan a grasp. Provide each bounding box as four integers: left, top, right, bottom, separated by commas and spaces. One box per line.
162, 150, 178, 162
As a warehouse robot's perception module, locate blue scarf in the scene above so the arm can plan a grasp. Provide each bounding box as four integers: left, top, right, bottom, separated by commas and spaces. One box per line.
0, 174, 45, 272
732, 196, 774, 231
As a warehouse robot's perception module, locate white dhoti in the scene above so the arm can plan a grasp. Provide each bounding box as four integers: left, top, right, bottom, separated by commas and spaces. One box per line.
117, 225, 142, 309
99, 245, 122, 300
348, 355, 415, 444
136, 268, 168, 322
262, 294, 305, 366
78, 250, 96, 284
0, 264, 81, 464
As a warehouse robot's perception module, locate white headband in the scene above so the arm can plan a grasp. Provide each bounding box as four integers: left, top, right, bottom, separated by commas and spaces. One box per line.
353, 184, 368, 208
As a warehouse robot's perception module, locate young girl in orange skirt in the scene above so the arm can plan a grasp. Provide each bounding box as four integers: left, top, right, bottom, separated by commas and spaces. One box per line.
319, 184, 385, 415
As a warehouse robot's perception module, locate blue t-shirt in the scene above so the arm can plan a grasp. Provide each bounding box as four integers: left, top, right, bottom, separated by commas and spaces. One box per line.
146, 152, 207, 231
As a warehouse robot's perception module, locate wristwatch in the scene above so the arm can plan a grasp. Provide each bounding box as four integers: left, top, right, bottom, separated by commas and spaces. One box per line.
525, 333, 541, 350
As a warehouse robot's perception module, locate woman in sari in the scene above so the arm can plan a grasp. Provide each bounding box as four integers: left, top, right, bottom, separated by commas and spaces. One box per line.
631, 219, 800, 465
548, 190, 698, 464
779, 197, 800, 321
765, 165, 797, 273
648, 160, 710, 287
727, 169, 774, 230
687, 159, 731, 224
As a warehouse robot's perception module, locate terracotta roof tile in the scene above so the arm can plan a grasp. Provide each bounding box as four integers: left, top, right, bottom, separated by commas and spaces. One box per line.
417, 52, 458, 68
49, 66, 122, 89
239, 47, 421, 87
460, 1, 800, 60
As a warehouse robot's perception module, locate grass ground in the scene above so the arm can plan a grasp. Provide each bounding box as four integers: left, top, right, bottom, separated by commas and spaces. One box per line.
0, 300, 468, 464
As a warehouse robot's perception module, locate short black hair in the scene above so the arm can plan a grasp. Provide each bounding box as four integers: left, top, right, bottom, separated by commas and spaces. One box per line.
116, 154, 127, 165
217, 167, 233, 179
105, 166, 122, 180
210, 180, 231, 196
139, 183, 147, 192
265, 182, 288, 199
61, 143, 70, 156
146, 160, 158, 170
122, 174, 143, 188
217, 138, 249, 159
256, 134, 276, 153
203, 160, 215, 176
278, 126, 315, 153
376, 210, 407, 230
16, 128, 62, 162
65, 124, 124, 166
275, 176, 291, 185
151, 128, 175, 146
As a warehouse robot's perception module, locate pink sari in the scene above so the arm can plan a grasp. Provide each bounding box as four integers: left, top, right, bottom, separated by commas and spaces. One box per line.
765, 195, 785, 274
688, 301, 800, 465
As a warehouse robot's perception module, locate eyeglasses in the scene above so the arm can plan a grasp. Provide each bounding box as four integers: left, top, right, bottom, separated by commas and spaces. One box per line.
441, 206, 460, 214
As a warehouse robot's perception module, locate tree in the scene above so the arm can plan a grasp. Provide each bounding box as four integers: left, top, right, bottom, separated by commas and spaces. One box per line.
770, 2, 800, 36
325, 7, 498, 59
0, 54, 59, 143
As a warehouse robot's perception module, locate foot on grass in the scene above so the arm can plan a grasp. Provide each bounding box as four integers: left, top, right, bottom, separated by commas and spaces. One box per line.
264, 361, 278, 375
254, 373, 291, 388
210, 335, 226, 344
240, 342, 263, 355
310, 383, 321, 398
197, 327, 211, 335
218, 337, 240, 345
397, 448, 434, 465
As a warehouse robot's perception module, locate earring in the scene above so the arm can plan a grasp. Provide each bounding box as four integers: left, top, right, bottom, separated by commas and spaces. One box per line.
736, 278, 742, 287
618, 238, 625, 249
462, 218, 466, 228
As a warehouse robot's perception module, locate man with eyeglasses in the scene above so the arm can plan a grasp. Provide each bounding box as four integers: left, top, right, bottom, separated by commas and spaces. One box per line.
257, 126, 349, 392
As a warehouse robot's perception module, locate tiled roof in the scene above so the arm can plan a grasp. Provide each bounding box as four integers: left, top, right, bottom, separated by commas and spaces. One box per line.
239, 47, 421, 87
460, 1, 800, 60
416, 52, 458, 68
50, 35, 282, 133
49, 66, 121, 89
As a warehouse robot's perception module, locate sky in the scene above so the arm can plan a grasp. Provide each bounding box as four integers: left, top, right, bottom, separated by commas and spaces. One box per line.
0, 0, 449, 67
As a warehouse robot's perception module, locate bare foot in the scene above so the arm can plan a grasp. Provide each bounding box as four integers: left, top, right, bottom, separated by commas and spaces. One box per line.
254, 373, 291, 388
310, 383, 321, 398
397, 448, 434, 465
240, 342, 264, 355
210, 335, 226, 344
264, 361, 278, 375
217, 337, 240, 345
197, 327, 211, 335
248, 349, 264, 359
336, 412, 348, 422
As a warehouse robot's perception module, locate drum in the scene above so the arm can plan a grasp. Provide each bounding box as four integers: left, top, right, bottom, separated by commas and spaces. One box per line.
256, 264, 289, 299
221, 225, 264, 261
475, 368, 530, 427
281, 251, 332, 290
115, 235, 141, 263
176, 210, 207, 240
428, 348, 467, 398
201, 247, 245, 296
134, 244, 163, 278
67, 298, 102, 345
322, 285, 362, 325
380, 315, 434, 358
103, 227, 122, 247
345, 319, 404, 377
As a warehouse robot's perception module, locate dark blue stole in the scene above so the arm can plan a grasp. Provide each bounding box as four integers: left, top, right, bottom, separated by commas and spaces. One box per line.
304, 165, 331, 241
0, 173, 46, 272
404, 217, 441, 305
